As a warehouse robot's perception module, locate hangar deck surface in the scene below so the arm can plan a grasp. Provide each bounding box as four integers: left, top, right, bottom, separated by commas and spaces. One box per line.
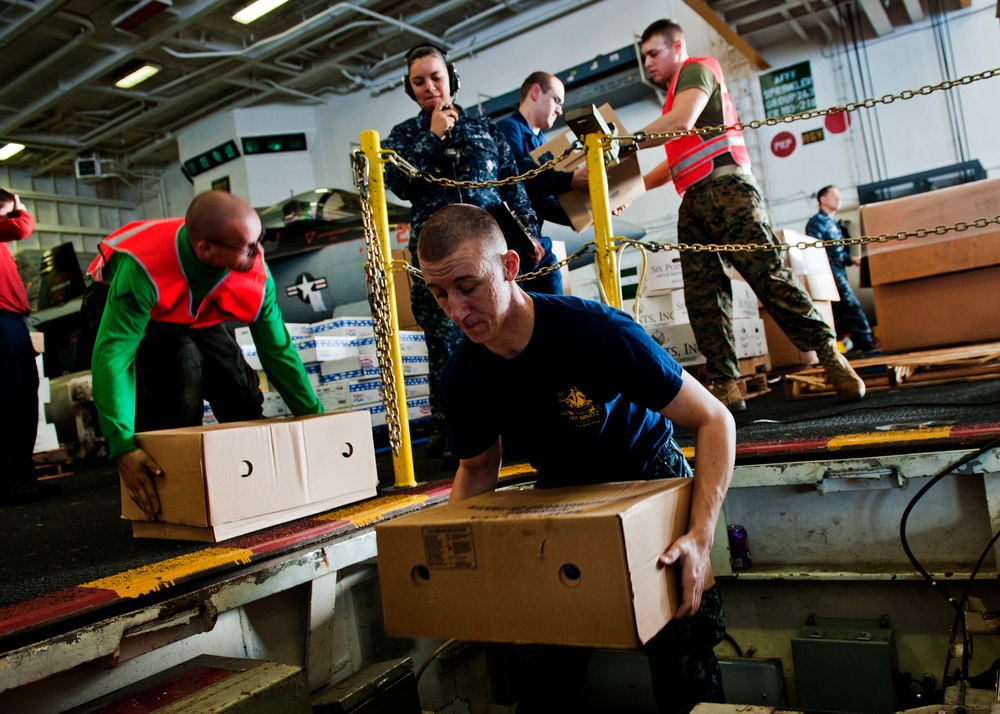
2, 375, 999, 650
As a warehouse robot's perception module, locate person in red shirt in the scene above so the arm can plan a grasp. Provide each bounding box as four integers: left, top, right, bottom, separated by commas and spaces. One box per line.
0, 189, 60, 504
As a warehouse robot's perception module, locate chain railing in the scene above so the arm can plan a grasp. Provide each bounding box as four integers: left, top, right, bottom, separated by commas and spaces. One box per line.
354, 68, 999, 488
354, 132, 416, 488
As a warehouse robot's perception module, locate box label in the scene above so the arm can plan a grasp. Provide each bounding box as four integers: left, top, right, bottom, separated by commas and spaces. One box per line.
422, 525, 477, 569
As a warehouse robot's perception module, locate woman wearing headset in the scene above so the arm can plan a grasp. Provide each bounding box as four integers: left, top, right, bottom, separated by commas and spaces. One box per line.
384, 45, 543, 466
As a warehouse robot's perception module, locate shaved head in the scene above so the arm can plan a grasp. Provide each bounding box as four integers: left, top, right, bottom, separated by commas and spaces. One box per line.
185, 190, 258, 243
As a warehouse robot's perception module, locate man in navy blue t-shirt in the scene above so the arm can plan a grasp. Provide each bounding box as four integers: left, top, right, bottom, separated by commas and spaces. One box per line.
418, 203, 736, 714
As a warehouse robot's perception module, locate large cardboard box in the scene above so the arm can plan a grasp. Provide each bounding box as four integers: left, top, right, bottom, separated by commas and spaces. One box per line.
376, 479, 699, 649
870, 266, 1000, 353
530, 104, 646, 233
859, 179, 1000, 352
125, 412, 378, 542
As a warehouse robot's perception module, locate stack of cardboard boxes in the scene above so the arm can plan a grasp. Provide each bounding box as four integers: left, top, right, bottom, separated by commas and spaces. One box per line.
631, 232, 840, 372
860, 177, 1000, 353
234, 318, 431, 429
628, 247, 769, 371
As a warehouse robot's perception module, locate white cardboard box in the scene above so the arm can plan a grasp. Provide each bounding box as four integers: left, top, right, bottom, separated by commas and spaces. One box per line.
639, 248, 684, 296
127, 412, 378, 542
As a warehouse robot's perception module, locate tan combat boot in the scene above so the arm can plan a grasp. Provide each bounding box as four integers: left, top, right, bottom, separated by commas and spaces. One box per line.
817, 341, 866, 402
707, 378, 746, 413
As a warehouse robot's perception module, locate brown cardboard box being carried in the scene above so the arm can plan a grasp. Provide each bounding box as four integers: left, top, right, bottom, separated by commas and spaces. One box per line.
376, 479, 712, 649
123, 412, 378, 542
860, 177, 1000, 352
529, 103, 646, 233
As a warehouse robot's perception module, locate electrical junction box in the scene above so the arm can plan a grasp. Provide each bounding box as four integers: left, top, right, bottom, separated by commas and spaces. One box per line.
792, 617, 897, 713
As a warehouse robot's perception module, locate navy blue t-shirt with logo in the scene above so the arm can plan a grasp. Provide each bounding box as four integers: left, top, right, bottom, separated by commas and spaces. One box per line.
441, 294, 685, 487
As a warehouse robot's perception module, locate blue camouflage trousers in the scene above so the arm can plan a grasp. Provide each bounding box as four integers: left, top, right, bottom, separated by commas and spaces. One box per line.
410, 278, 465, 440
831, 266, 874, 350
678, 175, 834, 380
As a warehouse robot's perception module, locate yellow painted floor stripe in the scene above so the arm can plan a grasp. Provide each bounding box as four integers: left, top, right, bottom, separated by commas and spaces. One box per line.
314, 493, 429, 525
827, 426, 953, 449
80, 548, 254, 599
499, 463, 538, 480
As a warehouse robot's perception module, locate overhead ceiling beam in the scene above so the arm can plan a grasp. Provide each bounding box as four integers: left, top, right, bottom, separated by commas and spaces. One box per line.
682, 0, 771, 70
857, 0, 893, 35
900, 0, 925, 22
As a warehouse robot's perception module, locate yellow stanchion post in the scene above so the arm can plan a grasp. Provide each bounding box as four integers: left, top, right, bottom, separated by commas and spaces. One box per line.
359, 129, 415, 489
584, 132, 621, 310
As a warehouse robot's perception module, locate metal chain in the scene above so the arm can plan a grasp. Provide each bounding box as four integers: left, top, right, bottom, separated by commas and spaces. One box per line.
352, 150, 403, 454
616, 215, 1000, 255
385, 67, 998, 190
384, 140, 582, 191
630, 67, 999, 144
397, 216, 1000, 287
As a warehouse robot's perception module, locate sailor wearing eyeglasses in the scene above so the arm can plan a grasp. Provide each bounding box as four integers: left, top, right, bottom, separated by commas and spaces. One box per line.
495, 72, 591, 295
82, 190, 322, 521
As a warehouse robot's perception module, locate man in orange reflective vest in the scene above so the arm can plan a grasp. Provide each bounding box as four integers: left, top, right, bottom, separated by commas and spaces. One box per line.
84, 191, 322, 520
635, 19, 864, 412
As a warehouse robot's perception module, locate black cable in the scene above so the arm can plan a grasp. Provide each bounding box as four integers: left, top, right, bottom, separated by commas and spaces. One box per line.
898, 437, 1000, 693
952, 512, 1000, 681
900, 437, 1000, 611
723, 633, 744, 657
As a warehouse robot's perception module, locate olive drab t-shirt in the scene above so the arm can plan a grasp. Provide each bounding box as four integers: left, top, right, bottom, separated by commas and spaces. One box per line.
674, 62, 737, 169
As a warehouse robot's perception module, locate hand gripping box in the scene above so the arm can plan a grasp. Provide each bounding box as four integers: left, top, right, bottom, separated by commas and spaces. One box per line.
124, 412, 378, 542
376, 479, 703, 649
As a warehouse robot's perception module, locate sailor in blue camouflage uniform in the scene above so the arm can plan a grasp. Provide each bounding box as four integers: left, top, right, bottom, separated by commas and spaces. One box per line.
384, 44, 542, 462
805, 186, 875, 354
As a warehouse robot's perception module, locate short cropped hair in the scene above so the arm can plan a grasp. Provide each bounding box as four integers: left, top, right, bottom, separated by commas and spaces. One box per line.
520, 71, 556, 102
0, 188, 14, 205
641, 19, 684, 45
418, 204, 506, 264
816, 185, 836, 201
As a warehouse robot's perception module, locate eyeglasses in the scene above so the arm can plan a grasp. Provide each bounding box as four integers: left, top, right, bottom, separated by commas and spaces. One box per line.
540, 85, 563, 107
208, 232, 262, 259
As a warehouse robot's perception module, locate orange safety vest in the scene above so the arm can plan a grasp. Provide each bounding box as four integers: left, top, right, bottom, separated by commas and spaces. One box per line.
87, 218, 267, 327
664, 57, 751, 196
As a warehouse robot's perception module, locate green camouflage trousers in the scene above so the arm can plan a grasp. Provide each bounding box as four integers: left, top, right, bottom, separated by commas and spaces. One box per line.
678, 174, 834, 380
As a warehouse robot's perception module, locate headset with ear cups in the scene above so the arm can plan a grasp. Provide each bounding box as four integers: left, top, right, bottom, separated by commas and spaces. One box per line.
402, 44, 461, 101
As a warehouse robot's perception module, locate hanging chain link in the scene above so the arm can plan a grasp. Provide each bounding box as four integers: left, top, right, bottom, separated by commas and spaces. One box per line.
629, 67, 1000, 145
352, 150, 404, 454
384, 140, 583, 191
616, 215, 1000, 255
379, 67, 999, 257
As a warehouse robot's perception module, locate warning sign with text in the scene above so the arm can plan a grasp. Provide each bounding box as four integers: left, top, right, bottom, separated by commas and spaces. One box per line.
760, 61, 816, 119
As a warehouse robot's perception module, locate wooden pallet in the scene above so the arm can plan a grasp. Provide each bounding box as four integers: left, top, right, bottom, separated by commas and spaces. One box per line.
694, 355, 772, 401
33, 448, 74, 481
784, 342, 1000, 399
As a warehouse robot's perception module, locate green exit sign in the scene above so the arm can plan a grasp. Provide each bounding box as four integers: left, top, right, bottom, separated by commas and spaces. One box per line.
242, 133, 308, 155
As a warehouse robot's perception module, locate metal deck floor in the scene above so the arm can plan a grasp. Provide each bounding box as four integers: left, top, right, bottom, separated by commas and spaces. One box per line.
2, 375, 998, 641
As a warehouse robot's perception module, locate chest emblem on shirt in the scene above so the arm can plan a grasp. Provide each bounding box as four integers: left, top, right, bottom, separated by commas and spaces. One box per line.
558, 387, 602, 428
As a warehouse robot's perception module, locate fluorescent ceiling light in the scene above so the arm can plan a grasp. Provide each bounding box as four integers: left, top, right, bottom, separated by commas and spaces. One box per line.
0, 143, 26, 160
233, 0, 290, 24
115, 64, 161, 89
